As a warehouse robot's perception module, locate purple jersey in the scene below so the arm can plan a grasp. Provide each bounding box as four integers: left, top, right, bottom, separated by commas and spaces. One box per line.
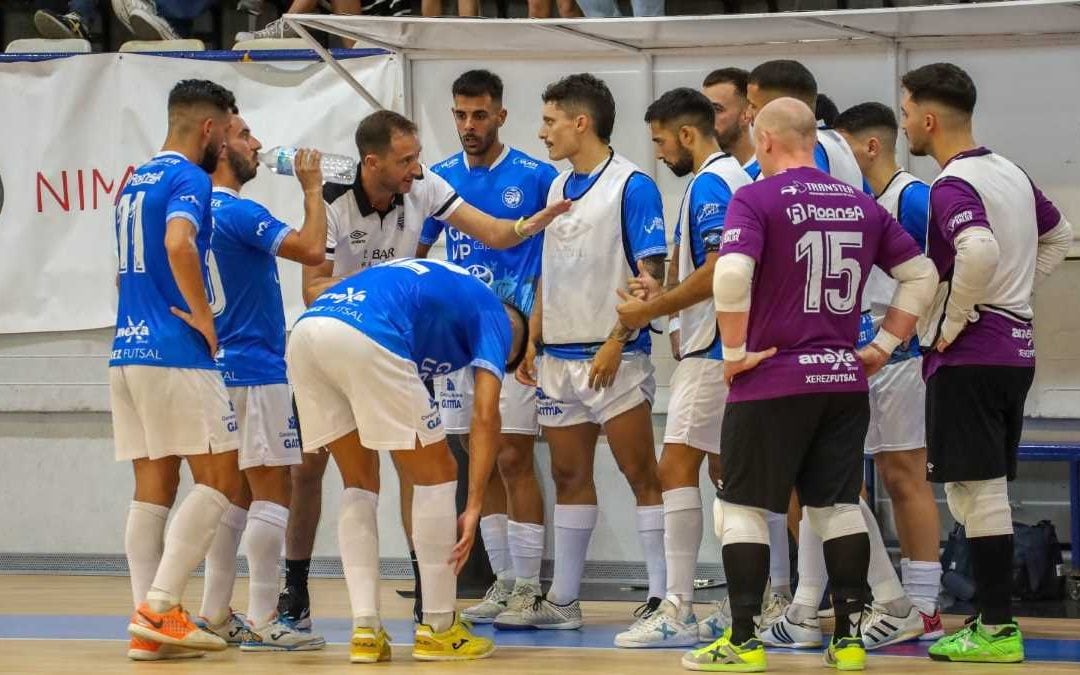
719, 166, 922, 403
923, 147, 1061, 379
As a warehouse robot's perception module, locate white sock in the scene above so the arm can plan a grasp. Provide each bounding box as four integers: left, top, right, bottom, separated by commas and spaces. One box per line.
903, 559, 942, 614
637, 505, 666, 601
339, 488, 380, 628
199, 503, 247, 624
147, 484, 229, 612
792, 512, 826, 611
125, 501, 169, 609
767, 512, 791, 598
414, 482, 458, 633
662, 487, 702, 606
246, 500, 288, 626
860, 498, 907, 608
479, 514, 513, 583
508, 520, 544, 587
549, 504, 597, 605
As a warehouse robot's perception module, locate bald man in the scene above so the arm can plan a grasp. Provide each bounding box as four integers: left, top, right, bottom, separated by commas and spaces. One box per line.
681, 98, 937, 673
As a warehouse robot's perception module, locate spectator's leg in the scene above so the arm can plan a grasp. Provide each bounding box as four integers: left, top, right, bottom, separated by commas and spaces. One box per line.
629, 0, 663, 15
457, 0, 479, 15
556, 0, 583, 17
574, 0, 620, 16
421, 0, 443, 15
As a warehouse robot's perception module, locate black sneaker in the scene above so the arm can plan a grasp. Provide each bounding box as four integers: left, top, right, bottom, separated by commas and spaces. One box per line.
34, 10, 90, 40
276, 585, 312, 632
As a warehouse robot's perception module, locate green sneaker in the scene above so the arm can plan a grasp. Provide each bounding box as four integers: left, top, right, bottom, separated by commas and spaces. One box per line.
823, 636, 866, 671
928, 618, 1024, 663
681, 632, 766, 672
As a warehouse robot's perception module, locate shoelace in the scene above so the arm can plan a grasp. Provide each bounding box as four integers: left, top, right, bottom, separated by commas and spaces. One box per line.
632, 599, 661, 620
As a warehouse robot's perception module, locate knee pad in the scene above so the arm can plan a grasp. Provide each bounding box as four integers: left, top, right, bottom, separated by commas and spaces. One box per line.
713, 499, 769, 546
948, 478, 1012, 538
805, 503, 866, 542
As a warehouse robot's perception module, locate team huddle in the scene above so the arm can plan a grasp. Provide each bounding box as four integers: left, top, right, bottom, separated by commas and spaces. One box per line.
109, 57, 1072, 672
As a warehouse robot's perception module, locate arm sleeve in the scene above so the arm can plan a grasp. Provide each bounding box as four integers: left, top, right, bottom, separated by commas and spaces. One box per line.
622, 173, 668, 259
1035, 218, 1072, 287
897, 181, 930, 251
238, 202, 293, 255
166, 168, 211, 231
324, 201, 338, 262
886, 255, 938, 316
942, 226, 1000, 342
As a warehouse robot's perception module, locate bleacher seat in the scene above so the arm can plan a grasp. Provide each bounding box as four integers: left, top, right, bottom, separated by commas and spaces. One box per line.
4, 38, 90, 54
119, 39, 206, 53
232, 37, 311, 51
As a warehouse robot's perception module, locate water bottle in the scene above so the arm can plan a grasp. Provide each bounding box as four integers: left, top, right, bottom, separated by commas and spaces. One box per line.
259, 146, 357, 185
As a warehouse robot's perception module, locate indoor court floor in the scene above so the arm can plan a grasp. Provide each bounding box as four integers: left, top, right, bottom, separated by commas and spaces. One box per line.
2, 576, 1080, 673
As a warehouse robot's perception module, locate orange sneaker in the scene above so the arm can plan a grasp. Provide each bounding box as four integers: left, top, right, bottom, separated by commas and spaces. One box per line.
128, 603, 227, 651
127, 636, 204, 661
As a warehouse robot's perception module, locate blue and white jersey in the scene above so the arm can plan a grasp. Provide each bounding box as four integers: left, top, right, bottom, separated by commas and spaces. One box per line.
299, 258, 513, 382
419, 146, 557, 316
110, 151, 216, 369
542, 152, 667, 360
743, 127, 866, 192
209, 188, 293, 386
857, 170, 930, 361
674, 152, 753, 360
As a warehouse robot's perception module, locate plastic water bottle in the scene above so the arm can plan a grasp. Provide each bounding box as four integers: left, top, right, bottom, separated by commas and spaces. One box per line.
259, 146, 357, 185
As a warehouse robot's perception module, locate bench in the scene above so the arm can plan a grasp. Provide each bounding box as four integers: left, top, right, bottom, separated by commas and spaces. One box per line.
865, 440, 1080, 575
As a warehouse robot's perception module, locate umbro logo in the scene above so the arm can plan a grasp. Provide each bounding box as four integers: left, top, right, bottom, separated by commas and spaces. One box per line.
350, 229, 368, 244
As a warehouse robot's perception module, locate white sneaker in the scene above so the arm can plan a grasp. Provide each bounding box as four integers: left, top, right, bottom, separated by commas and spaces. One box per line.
758, 607, 823, 648
760, 592, 790, 627
129, 7, 180, 40
235, 17, 298, 43
696, 597, 731, 642
860, 603, 925, 650
615, 598, 698, 648
241, 617, 326, 651
492, 582, 541, 630
462, 579, 512, 624
196, 610, 258, 646
514, 595, 582, 630
110, 0, 156, 31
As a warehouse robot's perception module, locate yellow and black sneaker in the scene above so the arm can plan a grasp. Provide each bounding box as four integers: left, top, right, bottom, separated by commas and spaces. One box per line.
413, 615, 495, 661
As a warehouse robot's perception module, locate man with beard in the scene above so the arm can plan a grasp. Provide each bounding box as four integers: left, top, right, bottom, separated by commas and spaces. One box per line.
114, 79, 240, 659
702, 68, 755, 170
900, 63, 1071, 664
613, 87, 751, 648
193, 114, 329, 652
416, 69, 557, 627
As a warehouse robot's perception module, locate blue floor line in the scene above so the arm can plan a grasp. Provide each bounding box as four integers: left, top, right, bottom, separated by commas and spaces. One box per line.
2, 614, 1079, 662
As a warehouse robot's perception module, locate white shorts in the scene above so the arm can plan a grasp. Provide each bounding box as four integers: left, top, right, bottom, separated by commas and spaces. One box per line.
434, 369, 538, 436
286, 317, 444, 452
110, 365, 238, 462
865, 356, 926, 455
663, 358, 728, 455
536, 352, 655, 428
228, 384, 301, 470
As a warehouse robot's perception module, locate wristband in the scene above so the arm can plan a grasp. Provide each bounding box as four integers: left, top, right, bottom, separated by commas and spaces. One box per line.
722, 343, 747, 361
871, 329, 902, 356
513, 217, 530, 239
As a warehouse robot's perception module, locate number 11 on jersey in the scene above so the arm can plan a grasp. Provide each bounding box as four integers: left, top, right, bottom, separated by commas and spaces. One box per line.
116, 192, 146, 274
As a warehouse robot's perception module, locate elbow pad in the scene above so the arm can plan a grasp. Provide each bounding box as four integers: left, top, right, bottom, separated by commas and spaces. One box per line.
887, 255, 939, 317
712, 253, 755, 312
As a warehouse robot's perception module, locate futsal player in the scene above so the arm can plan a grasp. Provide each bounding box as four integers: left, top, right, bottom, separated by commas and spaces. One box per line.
681, 97, 937, 672
900, 62, 1071, 664
416, 69, 556, 626
114, 79, 240, 659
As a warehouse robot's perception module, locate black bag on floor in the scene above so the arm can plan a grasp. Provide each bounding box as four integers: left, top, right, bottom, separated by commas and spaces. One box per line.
1013, 519, 1066, 601
939, 520, 1066, 602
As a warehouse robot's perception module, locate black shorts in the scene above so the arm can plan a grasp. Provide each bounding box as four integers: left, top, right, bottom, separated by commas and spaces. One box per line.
718, 392, 870, 513
925, 365, 1035, 483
